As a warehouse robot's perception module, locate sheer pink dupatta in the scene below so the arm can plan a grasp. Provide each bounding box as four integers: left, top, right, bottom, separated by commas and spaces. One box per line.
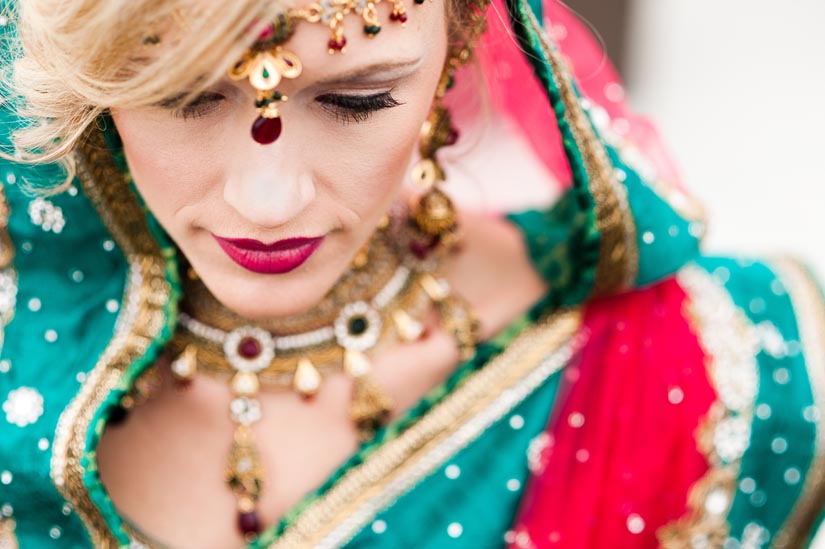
459, 2, 717, 546
466, 0, 684, 190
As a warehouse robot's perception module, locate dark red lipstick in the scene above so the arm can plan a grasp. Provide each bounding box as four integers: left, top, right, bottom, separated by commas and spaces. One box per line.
213, 235, 324, 274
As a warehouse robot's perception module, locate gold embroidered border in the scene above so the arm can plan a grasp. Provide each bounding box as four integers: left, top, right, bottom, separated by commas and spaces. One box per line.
658, 266, 760, 547
267, 308, 584, 549
524, 4, 639, 296
50, 130, 172, 548
0, 517, 18, 549
0, 181, 16, 350
770, 258, 825, 548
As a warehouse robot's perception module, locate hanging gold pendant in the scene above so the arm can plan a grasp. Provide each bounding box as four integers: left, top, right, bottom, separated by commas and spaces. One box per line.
413, 187, 458, 238
392, 309, 424, 342
343, 348, 372, 378
438, 295, 480, 362
170, 344, 198, 386
293, 357, 322, 397
350, 374, 394, 441
226, 425, 264, 540
419, 273, 450, 302
231, 371, 260, 396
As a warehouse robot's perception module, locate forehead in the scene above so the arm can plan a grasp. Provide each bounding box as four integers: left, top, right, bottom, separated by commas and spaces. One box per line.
252, 0, 445, 77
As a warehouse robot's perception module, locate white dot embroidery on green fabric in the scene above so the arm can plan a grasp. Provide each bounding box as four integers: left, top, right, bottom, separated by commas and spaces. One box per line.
750, 490, 767, 507
0, 471, 11, 485
749, 298, 766, 315
103, 240, 116, 252
756, 403, 772, 420
773, 368, 790, 385
784, 468, 801, 485
771, 279, 787, 296
509, 415, 525, 429
76, 372, 87, 383
688, 222, 704, 238
771, 437, 788, 454
38, 438, 49, 451
786, 340, 802, 357
739, 477, 756, 494
106, 299, 119, 313
507, 478, 521, 491
1, 504, 12, 517
371, 520, 387, 534
0, 360, 10, 374
71, 270, 84, 283
445, 464, 460, 479
642, 232, 655, 244
803, 405, 821, 423
447, 523, 463, 538
712, 267, 731, 285
49, 526, 62, 539
44, 329, 58, 343
61, 503, 72, 516
28, 298, 41, 312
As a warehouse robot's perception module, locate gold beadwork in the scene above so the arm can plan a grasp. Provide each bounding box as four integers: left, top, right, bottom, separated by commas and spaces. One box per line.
230, 0, 426, 142
657, 266, 760, 547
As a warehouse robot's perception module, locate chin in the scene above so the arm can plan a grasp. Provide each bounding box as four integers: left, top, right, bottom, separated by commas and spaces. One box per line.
198, 266, 342, 320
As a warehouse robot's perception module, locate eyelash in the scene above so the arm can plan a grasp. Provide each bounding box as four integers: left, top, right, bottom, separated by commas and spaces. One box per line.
169, 90, 403, 123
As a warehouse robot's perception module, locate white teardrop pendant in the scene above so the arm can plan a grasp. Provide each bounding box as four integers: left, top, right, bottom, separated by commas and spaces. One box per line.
293, 357, 322, 398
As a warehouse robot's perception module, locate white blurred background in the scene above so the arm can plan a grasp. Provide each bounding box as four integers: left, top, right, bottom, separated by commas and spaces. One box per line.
627, 0, 825, 279
600, 0, 825, 277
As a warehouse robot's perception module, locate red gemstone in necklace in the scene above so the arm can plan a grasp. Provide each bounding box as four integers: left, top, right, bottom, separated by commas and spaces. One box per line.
238, 510, 262, 538
238, 337, 262, 359
251, 116, 282, 145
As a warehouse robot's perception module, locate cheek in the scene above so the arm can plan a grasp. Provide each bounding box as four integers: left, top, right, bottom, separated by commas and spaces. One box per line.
110, 110, 222, 230
309, 88, 440, 219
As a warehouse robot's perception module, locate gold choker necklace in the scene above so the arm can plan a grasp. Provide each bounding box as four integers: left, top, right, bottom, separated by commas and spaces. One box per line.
161, 215, 478, 541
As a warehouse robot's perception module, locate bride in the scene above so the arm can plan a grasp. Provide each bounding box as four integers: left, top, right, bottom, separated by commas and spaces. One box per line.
1, 0, 823, 547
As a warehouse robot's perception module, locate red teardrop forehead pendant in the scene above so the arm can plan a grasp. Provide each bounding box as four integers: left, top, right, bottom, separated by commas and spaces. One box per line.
229, 0, 422, 145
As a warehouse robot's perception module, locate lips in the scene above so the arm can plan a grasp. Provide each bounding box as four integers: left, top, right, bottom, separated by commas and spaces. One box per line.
213, 235, 325, 274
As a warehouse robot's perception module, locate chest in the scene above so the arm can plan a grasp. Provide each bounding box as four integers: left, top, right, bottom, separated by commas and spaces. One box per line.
96, 328, 461, 548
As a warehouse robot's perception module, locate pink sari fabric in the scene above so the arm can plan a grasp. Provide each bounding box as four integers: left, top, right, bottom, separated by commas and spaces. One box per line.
461, 0, 684, 189
508, 279, 717, 547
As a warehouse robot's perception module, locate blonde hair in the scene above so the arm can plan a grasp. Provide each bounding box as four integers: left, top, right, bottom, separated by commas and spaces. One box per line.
0, 0, 487, 188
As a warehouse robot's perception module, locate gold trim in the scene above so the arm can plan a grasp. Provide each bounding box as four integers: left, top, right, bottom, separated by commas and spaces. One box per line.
524, 4, 639, 296
770, 258, 825, 548
0, 181, 16, 348
50, 130, 172, 548
0, 517, 18, 549
267, 308, 584, 548
658, 266, 760, 547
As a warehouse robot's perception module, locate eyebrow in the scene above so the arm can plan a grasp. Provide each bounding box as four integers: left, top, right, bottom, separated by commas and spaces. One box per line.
314, 58, 423, 85
152, 58, 423, 108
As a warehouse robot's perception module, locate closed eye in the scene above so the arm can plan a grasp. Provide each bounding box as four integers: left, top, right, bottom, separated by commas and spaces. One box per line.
315, 91, 403, 124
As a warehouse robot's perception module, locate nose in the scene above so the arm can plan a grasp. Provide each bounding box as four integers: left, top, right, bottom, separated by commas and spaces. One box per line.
223, 162, 316, 230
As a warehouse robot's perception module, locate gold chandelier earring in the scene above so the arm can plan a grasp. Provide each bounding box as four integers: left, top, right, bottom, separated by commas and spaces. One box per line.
406, 70, 479, 361
409, 71, 461, 259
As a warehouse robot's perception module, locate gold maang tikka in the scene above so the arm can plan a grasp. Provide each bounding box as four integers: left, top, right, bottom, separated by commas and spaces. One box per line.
229, 0, 428, 145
